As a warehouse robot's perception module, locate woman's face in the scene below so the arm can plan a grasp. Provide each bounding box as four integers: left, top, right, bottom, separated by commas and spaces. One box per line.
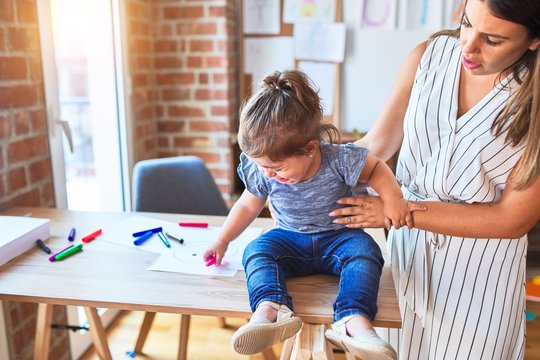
459, 0, 540, 76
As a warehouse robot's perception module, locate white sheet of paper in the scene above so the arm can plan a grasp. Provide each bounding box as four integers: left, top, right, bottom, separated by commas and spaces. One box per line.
294, 22, 346, 63
361, 0, 397, 30
298, 61, 336, 116
148, 227, 264, 277
283, 0, 336, 24
244, 37, 295, 95
243, 0, 281, 34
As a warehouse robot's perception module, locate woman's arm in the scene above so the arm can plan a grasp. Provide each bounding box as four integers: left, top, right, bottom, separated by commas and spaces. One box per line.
356, 42, 427, 161
332, 170, 540, 239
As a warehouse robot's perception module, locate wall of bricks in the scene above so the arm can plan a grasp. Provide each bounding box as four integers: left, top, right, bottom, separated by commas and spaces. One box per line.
0, 0, 69, 359
129, 0, 239, 203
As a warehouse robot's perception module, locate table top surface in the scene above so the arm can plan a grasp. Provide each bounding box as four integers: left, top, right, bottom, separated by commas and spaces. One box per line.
0, 207, 400, 327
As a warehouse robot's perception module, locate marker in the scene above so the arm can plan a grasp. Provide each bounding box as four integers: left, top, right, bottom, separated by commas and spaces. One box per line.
36, 239, 51, 254
49, 245, 74, 262
68, 227, 76, 241
133, 231, 154, 246
205, 256, 216, 267
82, 229, 102, 243
54, 244, 83, 261
165, 232, 184, 244
132, 227, 163, 237
179, 222, 208, 228
157, 232, 171, 248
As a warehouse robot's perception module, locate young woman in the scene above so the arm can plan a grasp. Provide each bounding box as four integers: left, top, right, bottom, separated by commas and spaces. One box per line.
331, 0, 540, 358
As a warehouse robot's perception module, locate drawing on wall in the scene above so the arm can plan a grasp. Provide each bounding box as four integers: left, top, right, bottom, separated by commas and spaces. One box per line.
403, 0, 443, 30
360, 0, 396, 29
283, 0, 336, 23
244, 37, 295, 95
298, 61, 336, 116
243, 0, 281, 34
294, 22, 346, 63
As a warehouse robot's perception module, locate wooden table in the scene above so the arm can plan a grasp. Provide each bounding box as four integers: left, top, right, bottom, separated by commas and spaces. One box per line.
0, 207, 400, 359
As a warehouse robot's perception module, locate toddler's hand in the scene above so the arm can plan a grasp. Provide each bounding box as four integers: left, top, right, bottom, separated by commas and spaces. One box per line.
203, 240, 229, 266
384, 198, 413, 230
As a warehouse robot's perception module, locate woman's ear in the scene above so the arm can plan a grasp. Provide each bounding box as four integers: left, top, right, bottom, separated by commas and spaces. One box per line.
305, 140, 319, 156
529, 37, 540, 51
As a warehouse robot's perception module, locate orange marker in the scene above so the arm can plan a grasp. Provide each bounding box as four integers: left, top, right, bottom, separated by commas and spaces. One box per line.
82, 229, 102, 243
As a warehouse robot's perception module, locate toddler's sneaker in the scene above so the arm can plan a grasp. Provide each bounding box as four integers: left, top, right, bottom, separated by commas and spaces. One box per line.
325, 322, 397, 360
232, 301, 302, 354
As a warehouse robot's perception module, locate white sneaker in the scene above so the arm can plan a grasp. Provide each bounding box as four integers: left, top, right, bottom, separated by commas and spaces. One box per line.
325, 322, 397, 360
232, 301, 303, 355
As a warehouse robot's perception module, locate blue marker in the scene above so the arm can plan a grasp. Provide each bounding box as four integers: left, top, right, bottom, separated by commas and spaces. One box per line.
157, 232, 171, 248
68, 227, 76, 241
132, 227, 163, 237
133, 231, 154, 246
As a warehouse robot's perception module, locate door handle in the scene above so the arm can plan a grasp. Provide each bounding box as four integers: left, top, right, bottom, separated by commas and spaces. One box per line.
57, 119, 74, 153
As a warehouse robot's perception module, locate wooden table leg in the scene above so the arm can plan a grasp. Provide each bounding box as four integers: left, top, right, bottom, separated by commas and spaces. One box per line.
84, 307, 113, 360
34, 303, 53, 360
286, 323, 335, 360
134, 311, 156, 353
177, 314, 191, 360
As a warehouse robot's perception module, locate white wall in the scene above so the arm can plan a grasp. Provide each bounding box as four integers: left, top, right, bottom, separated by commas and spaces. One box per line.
341, 0, 434, 132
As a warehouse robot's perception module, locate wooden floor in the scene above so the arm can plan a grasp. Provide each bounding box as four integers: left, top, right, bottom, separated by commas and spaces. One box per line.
80, 302, 540, 360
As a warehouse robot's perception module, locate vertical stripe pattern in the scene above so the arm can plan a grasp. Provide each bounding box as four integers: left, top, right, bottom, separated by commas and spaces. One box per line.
378, 36, 527, 360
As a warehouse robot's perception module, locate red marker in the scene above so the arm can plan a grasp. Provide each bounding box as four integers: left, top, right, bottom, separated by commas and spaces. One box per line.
179, 222, 208, 228
205, 256, 216, 267
82, 229, 102, 243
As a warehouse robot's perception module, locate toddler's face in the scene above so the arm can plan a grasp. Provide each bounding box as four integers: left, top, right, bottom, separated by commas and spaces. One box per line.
250, 152, 319, 185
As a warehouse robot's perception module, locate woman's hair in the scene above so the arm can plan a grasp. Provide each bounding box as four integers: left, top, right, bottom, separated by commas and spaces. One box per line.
430, 0, 540, 189
238, 70, 340, 161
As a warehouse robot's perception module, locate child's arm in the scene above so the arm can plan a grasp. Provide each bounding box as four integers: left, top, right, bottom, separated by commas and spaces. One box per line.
203, 189, 267, 265
358, 154, 412, 229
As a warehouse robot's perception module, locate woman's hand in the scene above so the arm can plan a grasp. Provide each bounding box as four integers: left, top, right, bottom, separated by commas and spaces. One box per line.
330, 196, 427, 229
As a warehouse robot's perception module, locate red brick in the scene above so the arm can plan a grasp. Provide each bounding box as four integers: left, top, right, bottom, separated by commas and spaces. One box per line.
0, 115, 11, 138
8, 167, 27, 192
190, 121, 228, 132
29, 55, 42, 81
17, 0, 37, 23
132, 38, 151, 52
0, 28, 5, 50
42, 182, 53, 206
0, 57, 27, 80
15, 111, 30, 135
12, 188, 40, 206
190, 39, 213, 52
30, 158, 51, 182
209, 6, 226, 17
164, 6, 204, 19
162, 88, 191, 101
31, 109, 47, 131
158, 120, 185, 132
7, 134, 48, 163
169, 105, 205, 117
176, 23, 217, 36
158, 136, 169, 147
8, 27, 39, 52
129, 20, 150, 36
154, 56, 183, 69
0, 0, 14, 22
211, 105, 230, 116
213, 73, 228, 84
195, 89, 228, 101
0, 85, 37, 108
199, 73, 209, 84
173, 136, 211, 148
186, 152, 221, 164
154, 39, 177, 52
156, 72, 195, 86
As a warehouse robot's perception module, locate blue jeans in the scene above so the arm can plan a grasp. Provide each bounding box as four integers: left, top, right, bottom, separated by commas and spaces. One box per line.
242, 227, 384, 322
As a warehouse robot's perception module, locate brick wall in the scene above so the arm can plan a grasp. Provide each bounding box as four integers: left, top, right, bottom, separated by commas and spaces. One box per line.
0, 0, 69, 359
128, 0, 239, 203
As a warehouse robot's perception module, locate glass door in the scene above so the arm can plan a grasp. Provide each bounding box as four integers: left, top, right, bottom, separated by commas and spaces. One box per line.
37, 0, 130, 357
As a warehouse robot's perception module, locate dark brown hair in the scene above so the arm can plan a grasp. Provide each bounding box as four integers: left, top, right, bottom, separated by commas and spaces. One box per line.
238, 70, 340, 161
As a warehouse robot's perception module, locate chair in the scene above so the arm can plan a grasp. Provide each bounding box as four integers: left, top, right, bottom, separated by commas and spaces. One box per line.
131, 156, 229, 360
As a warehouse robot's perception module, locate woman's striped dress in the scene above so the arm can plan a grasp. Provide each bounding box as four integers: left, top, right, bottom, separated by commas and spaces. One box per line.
382, 35, 527, 359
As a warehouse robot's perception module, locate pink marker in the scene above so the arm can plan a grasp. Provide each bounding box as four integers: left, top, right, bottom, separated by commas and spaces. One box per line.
205, 256, 216, 267
179, 222, 208, 228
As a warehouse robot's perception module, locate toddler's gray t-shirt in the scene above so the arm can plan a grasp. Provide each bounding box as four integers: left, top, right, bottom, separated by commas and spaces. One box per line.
238, 142, 368, 234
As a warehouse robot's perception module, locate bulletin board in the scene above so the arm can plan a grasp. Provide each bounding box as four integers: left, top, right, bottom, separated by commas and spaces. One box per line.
239, 0, 344, 130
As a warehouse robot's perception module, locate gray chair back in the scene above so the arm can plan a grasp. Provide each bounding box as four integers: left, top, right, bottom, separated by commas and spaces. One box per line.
132, 156, 229, 216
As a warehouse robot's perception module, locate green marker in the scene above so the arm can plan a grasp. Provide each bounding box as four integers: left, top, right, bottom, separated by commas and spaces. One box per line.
54, 244, 83, 261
